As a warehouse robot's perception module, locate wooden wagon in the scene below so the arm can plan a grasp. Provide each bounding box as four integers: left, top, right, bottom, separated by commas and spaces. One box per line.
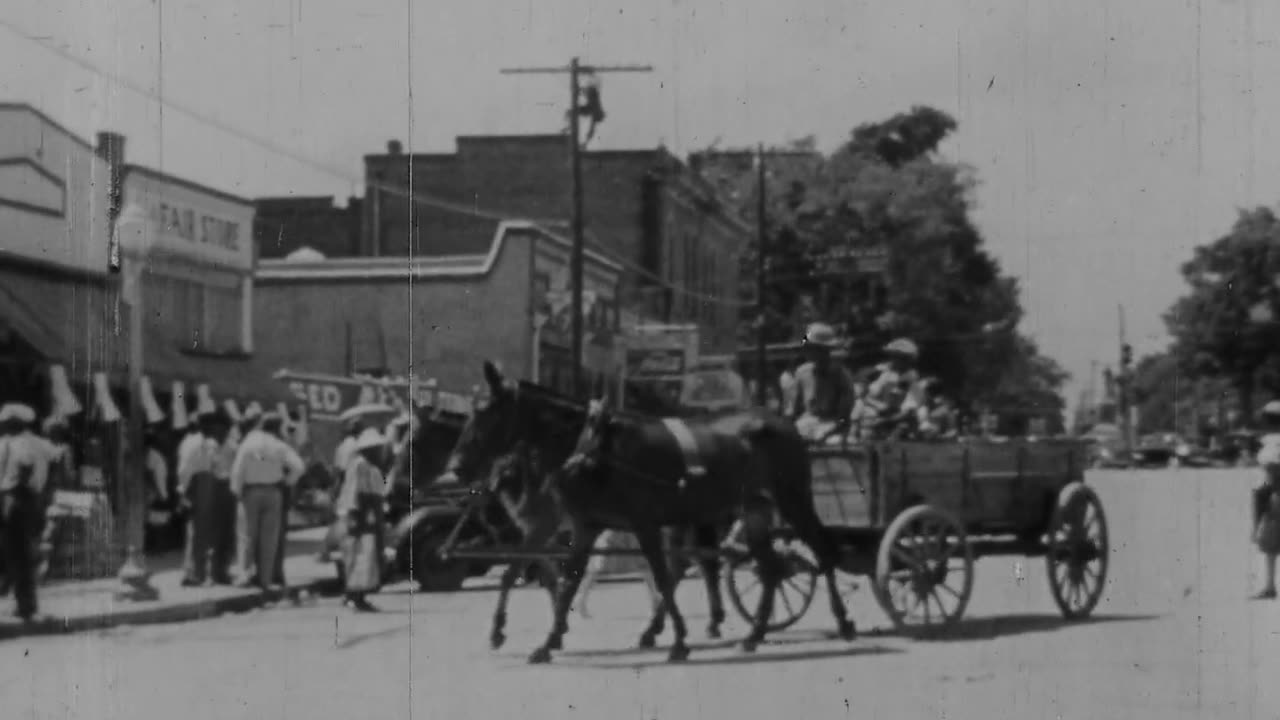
725, 438, 1109, 633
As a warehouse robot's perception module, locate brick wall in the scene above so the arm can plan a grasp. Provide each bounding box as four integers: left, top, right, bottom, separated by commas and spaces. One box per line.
362, 135, 750, 355
253, 234, 533, 393
254, 196, 362, 259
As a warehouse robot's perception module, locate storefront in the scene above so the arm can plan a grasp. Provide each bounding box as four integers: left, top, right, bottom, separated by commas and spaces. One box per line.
255, 219, 625, 461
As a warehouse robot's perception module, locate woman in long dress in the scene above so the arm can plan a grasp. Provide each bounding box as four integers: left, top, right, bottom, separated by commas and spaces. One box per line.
1252, 402, 1280, 600
337, 428, 388, 612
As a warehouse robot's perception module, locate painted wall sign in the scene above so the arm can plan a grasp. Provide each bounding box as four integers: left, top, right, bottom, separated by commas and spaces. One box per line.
123, 169, 255, 271
277, 372, 473, 422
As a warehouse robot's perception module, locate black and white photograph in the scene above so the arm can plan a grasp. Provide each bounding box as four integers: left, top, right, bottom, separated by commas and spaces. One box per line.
0, 1, 1276, 717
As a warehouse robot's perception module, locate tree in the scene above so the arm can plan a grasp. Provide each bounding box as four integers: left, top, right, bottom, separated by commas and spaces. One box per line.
1128, 351, 1181, 434
1165, 206, 1280, 420
694, 106, 1067, 416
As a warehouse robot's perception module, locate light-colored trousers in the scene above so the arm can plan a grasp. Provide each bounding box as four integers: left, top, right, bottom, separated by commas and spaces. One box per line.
240, 485, 284, 589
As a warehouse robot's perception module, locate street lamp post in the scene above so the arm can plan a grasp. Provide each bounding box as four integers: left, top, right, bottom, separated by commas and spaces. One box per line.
114, 203, 159, 601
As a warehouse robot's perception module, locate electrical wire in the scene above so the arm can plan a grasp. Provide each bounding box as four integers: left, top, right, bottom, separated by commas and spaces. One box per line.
3, 19, 1026, 339
1, 18, 750, 309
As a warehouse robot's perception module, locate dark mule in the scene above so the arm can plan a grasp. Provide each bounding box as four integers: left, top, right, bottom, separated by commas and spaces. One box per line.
442, 362, 855, 664
477, 439, 729, 651
399, 392, 727, 650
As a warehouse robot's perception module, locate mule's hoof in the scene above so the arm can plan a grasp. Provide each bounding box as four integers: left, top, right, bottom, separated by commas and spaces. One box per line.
547, 636, 563, 651
741, 637, 760, 653
668, 644, 691, 663
490, 631, 506, 650
838, 620, 857, 642
638, 633, 657, 649
528, 647, 553, 664
706, 625, 722, 640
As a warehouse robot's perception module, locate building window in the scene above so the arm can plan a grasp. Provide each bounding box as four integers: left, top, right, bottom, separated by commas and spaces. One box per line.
143, 266, 246, 355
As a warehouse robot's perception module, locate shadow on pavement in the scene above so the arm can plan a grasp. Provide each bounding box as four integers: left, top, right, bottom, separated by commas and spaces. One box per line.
875, 612, 1162, 643
548, 643, 901, 670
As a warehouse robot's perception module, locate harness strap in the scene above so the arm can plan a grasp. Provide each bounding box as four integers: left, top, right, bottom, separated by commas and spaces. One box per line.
659, 417, 707, 479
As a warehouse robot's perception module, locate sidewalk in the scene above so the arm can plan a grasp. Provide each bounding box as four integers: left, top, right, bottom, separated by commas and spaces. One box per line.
0, 526, 340, 641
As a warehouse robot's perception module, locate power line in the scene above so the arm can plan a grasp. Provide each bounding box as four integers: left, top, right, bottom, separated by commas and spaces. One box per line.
1, 20, 751, 309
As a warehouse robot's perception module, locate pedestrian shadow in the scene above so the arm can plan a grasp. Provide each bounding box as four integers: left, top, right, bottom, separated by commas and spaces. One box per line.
333, 622, 413, 650
871, 612, 1162, 643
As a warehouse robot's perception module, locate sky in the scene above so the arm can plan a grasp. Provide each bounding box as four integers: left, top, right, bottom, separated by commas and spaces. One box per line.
2, 0, 1276, 408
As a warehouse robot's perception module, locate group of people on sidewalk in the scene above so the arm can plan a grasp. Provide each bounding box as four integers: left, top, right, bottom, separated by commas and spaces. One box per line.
177, 404, 306, 592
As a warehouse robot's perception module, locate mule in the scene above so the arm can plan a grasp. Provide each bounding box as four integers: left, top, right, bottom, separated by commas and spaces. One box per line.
476, 439, 729, 651
399, 397, 727, 650
440, 361, 856, 664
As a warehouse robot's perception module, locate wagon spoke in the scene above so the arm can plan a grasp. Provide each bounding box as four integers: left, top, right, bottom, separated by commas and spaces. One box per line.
778, 584, 797, 617
891, 545, 923, 571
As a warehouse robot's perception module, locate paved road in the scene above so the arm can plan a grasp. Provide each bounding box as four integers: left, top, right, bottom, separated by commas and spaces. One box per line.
3, 470, 1277, 719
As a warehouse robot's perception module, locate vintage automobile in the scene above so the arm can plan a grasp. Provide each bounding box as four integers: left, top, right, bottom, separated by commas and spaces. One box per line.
323, 407, 551, 592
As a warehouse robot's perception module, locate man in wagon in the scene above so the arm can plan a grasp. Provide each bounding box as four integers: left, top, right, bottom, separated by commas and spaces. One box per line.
790, 322, 858, 443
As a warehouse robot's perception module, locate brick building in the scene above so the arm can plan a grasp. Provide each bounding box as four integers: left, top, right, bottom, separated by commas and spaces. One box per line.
254, 195, 362, 259
359, 135, 751, 356
254, 218, 623, 404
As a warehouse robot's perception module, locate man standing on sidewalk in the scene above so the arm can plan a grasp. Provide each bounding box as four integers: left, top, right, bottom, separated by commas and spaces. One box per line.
0, 404, 50, 622
230, 413, 304, 591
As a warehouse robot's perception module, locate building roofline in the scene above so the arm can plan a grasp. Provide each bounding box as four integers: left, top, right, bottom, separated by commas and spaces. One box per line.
123, 165, 254, 208
0, 102, 97, 153
254, 220, 622, 282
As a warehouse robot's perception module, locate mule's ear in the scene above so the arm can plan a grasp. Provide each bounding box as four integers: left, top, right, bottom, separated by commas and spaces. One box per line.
483, 361, 505, 395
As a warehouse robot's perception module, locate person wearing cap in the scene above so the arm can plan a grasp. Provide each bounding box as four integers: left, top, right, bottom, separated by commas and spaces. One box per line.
0, 403, 50, 621
230, 413, 304, 591
337, 427, 389, 612
790, 322, 858, 442
231, 403, 263, 582
178, 410, 223, 585
1251, 401, 1280, 600
863, 338, 923, 435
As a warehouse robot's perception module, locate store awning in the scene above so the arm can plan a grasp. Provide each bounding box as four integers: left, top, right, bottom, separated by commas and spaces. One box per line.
0, 266, 292, 408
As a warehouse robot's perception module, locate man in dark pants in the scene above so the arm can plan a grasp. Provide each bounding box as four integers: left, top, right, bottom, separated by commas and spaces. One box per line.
0, 404, 44, 621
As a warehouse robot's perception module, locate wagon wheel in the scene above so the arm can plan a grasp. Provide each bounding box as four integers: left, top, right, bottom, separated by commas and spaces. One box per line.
1046, 482, 1109, 619
874, 505, 974, 634
725, 539, 819, 632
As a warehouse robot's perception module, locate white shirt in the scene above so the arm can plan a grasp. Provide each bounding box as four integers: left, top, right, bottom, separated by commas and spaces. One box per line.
230, 429, 305, 496
146, 448, 169, 501
176, 432, 212, 495
0, 431, 60, 493
1258, 433, 1280, 466
333, 436, 358, 473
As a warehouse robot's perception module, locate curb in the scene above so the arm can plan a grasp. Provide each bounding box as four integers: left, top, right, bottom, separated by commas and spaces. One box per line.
0, 576, 343, 642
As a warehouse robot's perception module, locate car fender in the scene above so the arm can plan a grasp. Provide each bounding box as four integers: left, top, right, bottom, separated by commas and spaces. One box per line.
387, 505, 467, 550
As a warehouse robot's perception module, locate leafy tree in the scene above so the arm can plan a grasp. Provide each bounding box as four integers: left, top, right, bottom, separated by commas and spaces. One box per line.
693, 106, 1067, 420
1128, 351, 1181, 434
1165, 207, 1280, 420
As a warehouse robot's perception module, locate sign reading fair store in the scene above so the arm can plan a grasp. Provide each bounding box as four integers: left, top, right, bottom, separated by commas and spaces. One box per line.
153, 202, 241, 253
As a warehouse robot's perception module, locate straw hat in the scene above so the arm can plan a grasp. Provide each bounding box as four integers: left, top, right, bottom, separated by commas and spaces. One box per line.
355, 427, 386, 451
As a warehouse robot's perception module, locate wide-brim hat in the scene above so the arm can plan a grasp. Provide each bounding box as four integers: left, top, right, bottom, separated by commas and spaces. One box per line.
0, 403, 36, 424
803, 323, 840, 348
355, 427, 386, 451
884, 338, 920, 359
1262, 400, 1280, 417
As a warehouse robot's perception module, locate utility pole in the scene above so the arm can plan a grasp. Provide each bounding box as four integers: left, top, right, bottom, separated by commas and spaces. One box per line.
501, 58, 652, 400
747, 146, 816, 407
755, 143, 768, 406
1118, 305, 1134, 456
